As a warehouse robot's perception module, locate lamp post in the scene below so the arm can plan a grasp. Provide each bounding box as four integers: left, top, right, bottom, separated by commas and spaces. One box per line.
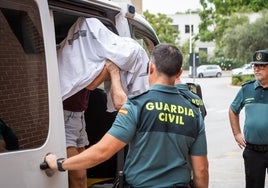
189, 10, 196, 82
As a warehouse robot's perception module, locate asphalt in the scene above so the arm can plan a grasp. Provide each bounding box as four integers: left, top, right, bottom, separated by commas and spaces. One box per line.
181, 71, 268, 188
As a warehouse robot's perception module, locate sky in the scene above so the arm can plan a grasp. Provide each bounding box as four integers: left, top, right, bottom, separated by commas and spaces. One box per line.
142, 0, 202, 14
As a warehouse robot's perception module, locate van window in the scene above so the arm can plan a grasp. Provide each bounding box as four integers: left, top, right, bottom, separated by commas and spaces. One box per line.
128, 18, 158, 55
0, 0, 48, 151
52, 10, 119, 45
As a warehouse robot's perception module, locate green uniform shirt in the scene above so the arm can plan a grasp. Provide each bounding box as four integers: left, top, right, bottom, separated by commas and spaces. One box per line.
108, 84, 207, 187
230, 80, 268, 144
175, 83, 207, 119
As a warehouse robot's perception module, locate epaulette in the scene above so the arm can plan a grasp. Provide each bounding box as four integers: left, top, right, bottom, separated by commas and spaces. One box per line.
128, 90, 149, 100
242, 80, 255, 86
178, 91, 199, 108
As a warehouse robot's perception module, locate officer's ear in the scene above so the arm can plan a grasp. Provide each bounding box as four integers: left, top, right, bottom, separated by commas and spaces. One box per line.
148, 61, 155, 75
176, 68, 183, 79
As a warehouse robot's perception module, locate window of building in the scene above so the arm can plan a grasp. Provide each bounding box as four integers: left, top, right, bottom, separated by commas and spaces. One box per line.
185, 25, 190, 33
185, 24, 194, 33
172, 24, 179, 31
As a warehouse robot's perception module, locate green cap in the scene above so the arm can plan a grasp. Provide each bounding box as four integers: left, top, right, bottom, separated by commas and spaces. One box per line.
252, 50, 268, 64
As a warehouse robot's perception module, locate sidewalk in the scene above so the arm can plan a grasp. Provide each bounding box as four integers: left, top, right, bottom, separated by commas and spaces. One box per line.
209, 149, 245, 188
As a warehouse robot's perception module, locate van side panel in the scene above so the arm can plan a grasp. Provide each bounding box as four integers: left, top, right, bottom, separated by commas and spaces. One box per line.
0, 0, 67, 187
0, 0, 160, 187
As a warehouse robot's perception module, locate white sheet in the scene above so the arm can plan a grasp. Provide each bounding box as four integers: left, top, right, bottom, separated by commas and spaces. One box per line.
58, 17, 149, 111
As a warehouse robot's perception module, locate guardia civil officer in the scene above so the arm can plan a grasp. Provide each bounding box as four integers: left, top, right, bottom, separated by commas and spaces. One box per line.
45, 44, 209, 188
229, 50, 268, 188
175, 77, 207, 119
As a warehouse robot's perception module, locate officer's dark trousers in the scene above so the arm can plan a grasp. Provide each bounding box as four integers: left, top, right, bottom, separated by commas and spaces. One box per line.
243, 148, 268, 188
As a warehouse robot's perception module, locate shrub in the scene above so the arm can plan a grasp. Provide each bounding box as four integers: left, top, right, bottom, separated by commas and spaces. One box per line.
231, 74, 255, 86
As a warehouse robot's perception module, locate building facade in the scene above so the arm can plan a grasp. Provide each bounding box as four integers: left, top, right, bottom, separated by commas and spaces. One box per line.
168, 13, 215, 57
112, 0, 215, 57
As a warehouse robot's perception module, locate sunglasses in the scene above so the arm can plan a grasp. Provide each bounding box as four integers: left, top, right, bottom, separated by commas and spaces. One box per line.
253, 64, 267, 70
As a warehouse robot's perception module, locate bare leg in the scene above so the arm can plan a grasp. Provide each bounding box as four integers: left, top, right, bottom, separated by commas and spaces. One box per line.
67, 147, 87, 188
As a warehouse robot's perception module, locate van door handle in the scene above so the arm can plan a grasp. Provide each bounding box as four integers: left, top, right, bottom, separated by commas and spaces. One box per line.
40, 161, 49, 170
40, 161, 55, 177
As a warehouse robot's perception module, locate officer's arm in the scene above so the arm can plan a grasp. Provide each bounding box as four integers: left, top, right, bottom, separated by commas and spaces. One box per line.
45, 133, 126, 171
229, 107, 246, 148
229, 107, 241, 136
191, 155, 209, 188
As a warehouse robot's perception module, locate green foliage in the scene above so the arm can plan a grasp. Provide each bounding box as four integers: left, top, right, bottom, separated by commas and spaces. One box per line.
207, 56, 242, 70
222, 10, 268, 62
143, 10, 180, 45
198, 50, 208, 65
180, 40, 191, 69
231, 74, 255, 86
199, 0, 268, 43
143, 11, 195, 69
198, 6, 216, 42
198, 0, 268, 68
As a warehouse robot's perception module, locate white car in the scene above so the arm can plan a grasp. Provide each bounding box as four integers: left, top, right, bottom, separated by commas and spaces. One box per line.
196, 65, 222, 78
231, 63, 254, 75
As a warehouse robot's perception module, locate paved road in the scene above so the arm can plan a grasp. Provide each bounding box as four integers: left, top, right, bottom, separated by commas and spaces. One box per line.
181, 71, 268, 188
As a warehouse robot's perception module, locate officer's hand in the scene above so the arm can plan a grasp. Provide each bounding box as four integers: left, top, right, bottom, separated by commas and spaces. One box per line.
45, 153, 58, 171
234, 133, 246, 149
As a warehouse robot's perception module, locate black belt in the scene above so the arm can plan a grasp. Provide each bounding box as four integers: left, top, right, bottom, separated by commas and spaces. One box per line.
122, 184, 190, 188
119, 184, 189, 188
246, 143, 268, 152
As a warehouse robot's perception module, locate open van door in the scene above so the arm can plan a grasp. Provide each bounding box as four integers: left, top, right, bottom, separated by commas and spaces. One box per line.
0, 0, 160, 187
0, 0, 67, 187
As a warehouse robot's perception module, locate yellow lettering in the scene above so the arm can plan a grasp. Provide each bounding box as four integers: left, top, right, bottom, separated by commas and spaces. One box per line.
158, 113, 185, 125
191, 98, 203, 106
146, 102, 154, 110
170, 104, 177, 113
145, 101, 195, 118
179, 116, 184, 124
163, 103, 170, 112
155, 102, 162, 110
177, 106, 184, 114
188, 109, 194, 117
168, 113, 175, 122
159, 112, 165, 121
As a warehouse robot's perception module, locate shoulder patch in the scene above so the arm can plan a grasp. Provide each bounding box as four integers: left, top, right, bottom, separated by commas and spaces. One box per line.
118, 108, 128, 115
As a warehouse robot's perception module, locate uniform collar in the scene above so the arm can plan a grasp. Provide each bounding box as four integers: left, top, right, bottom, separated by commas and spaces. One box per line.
175, 83, 188, 90
254, 80, 268, 89
149, 84, 178, 93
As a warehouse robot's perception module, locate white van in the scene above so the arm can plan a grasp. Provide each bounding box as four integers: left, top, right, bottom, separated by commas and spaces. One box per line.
0, 0, 159, 187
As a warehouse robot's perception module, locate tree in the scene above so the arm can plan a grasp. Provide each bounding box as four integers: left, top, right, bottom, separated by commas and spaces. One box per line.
143, 11, 200, 69
143, 10, 179, 45
214, 13, 249, 57
199, 0, 268, 43
222, 10, 268, 63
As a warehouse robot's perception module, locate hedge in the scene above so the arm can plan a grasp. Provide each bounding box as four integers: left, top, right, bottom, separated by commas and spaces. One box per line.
231, 74, 255, 86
